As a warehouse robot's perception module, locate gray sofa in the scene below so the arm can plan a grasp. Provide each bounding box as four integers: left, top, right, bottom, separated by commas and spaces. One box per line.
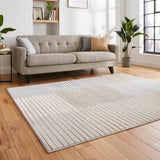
13, 35, 119, 83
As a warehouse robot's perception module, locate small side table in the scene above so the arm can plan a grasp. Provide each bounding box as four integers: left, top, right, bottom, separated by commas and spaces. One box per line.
0, 49, 12, 82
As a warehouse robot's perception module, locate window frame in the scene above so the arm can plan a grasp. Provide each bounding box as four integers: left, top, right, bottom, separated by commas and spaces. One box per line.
144, 0, 160, 55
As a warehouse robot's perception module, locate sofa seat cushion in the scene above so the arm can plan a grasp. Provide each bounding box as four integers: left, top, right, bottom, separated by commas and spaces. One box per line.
72, 51, 116, 63
27, 53, 76, 67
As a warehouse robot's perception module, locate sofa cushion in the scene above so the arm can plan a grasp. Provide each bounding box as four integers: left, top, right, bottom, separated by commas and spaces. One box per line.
81, 36, 91, 51
17, 38, 36, 56
72, 51, 116, 63
90, 36, 110, 51
27, 53, 76, 67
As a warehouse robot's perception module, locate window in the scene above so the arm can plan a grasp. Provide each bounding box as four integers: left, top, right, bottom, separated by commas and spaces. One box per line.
144, 0, 160, 54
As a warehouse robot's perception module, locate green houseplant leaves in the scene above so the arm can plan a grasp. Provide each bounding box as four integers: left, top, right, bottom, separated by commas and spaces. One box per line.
0, 14, 16, 43
46, 2, 51, 12
115, 17, 149, 57
0, 15, 3, 27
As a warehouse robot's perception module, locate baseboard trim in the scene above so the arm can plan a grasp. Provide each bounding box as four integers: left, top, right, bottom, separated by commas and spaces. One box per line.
132, 59, 160, 69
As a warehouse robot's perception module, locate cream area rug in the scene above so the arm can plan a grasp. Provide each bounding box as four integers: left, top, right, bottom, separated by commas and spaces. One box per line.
7, 74, 160, 153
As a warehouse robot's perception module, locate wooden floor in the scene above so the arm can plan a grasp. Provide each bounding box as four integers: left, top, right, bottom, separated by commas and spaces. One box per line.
0, 64, 160, 160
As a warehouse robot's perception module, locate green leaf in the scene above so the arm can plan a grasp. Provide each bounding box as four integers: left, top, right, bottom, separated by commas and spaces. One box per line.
0, 15, 3, 27
125, 19, 135, 31
115, 31, 126, 42
128, 30, 135, 36
121, 27, 125, 35
1, 27, 16, 34
115, 31, 123, 38
125, 17, 130, 22
0, 36, 4, 42
127, 36, 131, 43
133, 32, 149, 37
122, 37, 126, 42
121, 27, 127, 42
132, 24, 140, 32
46, 2, 51, 12
122, 45, 128, 52
121, 21, 127, 31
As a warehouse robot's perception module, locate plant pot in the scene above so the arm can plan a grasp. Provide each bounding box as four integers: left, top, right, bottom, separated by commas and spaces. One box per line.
122, 57, 131, 67
0, 44, 6, 49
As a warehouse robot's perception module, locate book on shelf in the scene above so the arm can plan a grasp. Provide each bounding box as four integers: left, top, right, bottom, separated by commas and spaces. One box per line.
54, 7, 59, 20
49, 10, 56, 20
52, 10, 56, 20
49, 11, 54, 20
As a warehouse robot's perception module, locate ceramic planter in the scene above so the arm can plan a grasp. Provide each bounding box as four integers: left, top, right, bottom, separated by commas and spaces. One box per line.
122, 57, 131, 67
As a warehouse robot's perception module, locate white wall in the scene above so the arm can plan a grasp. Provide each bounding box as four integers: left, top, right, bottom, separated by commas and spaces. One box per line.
126, 0, 160, 69
107, 0, 117, 44
60, 0, 107, 36
0, 0, 33, 74
1, 0, 33, 47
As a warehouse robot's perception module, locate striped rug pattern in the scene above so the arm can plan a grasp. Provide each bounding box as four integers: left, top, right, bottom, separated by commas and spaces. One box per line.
7, 74, 160, 153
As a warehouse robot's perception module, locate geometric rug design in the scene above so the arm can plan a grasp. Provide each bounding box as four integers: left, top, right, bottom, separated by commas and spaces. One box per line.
7, 74, 160, 153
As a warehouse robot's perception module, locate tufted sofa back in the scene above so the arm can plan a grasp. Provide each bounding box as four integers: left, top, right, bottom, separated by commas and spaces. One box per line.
17, 35, 83, 54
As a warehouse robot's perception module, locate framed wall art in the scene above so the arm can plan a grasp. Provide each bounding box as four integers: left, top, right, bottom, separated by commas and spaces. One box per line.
33, 7, 43, 20
68, 0, 88, 9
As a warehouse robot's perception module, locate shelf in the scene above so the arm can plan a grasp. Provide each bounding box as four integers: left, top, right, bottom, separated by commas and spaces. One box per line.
33, 20, 59, 23
33, 0, 59, 2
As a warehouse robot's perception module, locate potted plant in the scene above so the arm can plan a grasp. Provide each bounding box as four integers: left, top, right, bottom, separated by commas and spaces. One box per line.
0, 14, 16, 49
115, 17, 149, 67
45, 1, 52, 20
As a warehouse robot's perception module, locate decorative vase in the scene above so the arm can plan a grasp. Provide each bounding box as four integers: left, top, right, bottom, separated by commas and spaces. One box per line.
44, 8, 49, 19
122, 57, 131, 67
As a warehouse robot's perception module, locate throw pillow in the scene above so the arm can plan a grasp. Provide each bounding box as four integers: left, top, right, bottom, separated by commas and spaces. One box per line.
81, 36, 91, 51
17, 38, 36, 56
90, 36, 110, 51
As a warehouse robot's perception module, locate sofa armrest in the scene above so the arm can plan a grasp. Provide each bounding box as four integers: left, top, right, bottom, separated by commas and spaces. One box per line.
12, 46, 27, 74
108, 44, 119, 65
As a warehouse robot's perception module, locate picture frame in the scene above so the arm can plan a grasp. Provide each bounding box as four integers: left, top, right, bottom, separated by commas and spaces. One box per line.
33, 7, 43, 20
68, 0, 88, 9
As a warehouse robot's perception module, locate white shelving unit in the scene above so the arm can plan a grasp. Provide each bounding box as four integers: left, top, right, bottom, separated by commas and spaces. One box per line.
33, 0, 59, 35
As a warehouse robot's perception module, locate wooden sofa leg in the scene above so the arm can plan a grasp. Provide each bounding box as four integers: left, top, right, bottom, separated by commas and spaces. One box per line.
26, 75, 31, 84
108, 66, 114, 74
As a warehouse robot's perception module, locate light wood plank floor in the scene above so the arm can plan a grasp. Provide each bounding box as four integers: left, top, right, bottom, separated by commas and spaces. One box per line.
0, 64, 160, 160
